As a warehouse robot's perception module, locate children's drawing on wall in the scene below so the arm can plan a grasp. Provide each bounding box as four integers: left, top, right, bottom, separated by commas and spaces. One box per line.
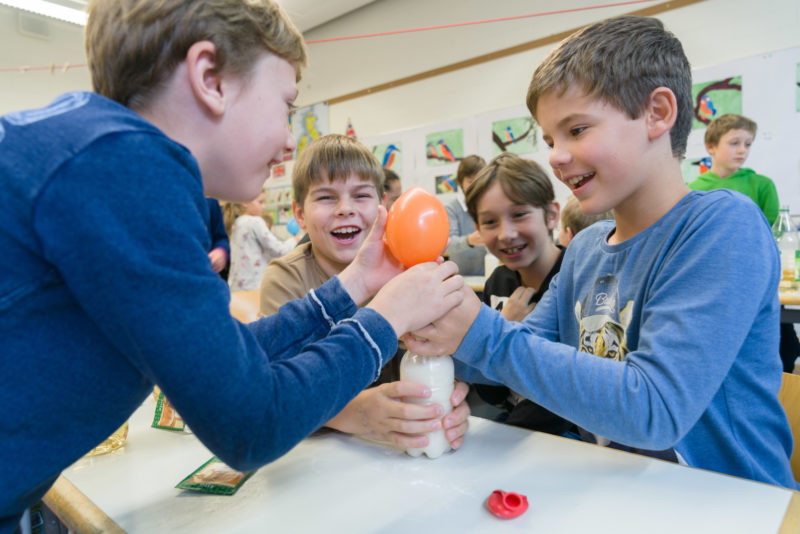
692, 76, 742, 129
435, 174, 457, 194
292, 102, 329, 158
425, 129, 463, 166
491, 117, 537, 156
680, 156, 712, 184
372, 142, 402, 173
796, 63, 800, 112
264, 184, 293, 224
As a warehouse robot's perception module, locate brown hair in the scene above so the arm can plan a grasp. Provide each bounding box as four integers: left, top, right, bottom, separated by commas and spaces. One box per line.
85, 0, 308, 110
292, 134, 384, 207
465, 153, 554, 223
704, 114, 757, 147
455, 155, 486, 190
527, 15, 692, 158
560, 195, 612, 236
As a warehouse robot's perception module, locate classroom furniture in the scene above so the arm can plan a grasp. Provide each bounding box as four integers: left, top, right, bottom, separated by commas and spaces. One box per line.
779, 372, 800, 480
42, 396, 800, 534
228, 289, 261, 322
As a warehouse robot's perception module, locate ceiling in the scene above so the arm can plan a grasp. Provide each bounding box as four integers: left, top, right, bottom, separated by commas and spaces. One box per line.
5, 0, 376, 31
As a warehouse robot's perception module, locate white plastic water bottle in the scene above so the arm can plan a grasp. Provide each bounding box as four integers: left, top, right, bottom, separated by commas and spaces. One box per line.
399, 352, 454, 459
772, 206, 799, 292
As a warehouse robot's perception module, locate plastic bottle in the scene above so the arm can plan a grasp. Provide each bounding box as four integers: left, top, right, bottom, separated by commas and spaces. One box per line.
772, 205, 800, 292
399, 352, 454, 459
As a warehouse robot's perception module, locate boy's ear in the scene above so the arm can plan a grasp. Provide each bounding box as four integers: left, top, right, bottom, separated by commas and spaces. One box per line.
705, 142, 717, 156
546, 201, 561, 231
185, 41, 227, 117
292, 199, 307, 230
645, 87, 678, 142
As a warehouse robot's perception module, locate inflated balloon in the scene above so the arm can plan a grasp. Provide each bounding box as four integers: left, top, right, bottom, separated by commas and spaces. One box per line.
385, 186, 449, 267
286, 217, 300, 236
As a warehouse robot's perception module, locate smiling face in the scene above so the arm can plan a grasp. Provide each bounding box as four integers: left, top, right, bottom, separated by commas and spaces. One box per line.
475, 182, 558, 273
538, 85, 652, 218
707, 128, 754, 178
207, 53, 298, 202
294, 173, 380, 276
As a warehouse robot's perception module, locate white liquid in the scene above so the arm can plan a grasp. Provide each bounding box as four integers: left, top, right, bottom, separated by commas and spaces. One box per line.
399, 352, 454, 459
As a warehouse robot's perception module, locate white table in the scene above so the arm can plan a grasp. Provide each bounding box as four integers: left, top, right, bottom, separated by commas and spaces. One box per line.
47, 396, 799, 533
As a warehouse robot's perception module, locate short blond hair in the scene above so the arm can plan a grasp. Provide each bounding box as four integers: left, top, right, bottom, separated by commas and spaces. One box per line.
704, 114, 757, 147
292, 135, 384, 207
560, 195, 612, 236
86, 0, 308, 110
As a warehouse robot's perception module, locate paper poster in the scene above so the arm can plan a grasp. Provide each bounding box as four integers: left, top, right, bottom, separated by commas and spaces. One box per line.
435, 173, 456, 195
680, 156, 712, 184
425, 129, 464, 166
372, 142, 402, 172
491, 116, 537, 156
292, 102, 329, 158
691, 76, 742, 129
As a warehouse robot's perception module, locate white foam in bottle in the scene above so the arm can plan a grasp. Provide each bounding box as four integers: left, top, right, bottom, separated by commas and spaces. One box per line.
399, 352, 454, 459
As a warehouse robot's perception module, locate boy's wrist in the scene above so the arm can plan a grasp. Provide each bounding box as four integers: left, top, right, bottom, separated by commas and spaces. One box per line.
337, 266, 370, 307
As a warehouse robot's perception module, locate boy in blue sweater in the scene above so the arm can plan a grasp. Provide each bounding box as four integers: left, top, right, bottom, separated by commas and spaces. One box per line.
0, 1, 465, 530
404, 15, 796, 488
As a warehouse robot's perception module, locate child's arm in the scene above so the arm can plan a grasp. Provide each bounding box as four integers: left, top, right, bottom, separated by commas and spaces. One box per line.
251, 216, 295, 258
326, 380, 470, 449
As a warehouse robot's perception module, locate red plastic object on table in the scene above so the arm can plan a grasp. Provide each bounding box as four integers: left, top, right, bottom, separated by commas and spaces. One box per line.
486, 489, 528, 519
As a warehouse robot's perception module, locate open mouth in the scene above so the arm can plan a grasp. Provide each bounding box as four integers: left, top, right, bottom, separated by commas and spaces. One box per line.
500, 244, 527, 259
567, 172, 594, 190
331, 226, 362, 244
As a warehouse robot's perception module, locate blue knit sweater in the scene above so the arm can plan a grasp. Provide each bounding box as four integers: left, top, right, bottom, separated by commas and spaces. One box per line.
0, 93, 398, 531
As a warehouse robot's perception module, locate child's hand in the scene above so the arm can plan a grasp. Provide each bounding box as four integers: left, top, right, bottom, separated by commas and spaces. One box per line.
207, 247, 227, 273
401, 285, 482, 355
325, 381, 448, 448
500, 286, 536, 322
367, 261, 463, 337
443, 380, 470, 449
339, 206, 404, 306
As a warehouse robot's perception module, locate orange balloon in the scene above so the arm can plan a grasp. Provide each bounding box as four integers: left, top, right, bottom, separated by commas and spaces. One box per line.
385, 186, 450, 267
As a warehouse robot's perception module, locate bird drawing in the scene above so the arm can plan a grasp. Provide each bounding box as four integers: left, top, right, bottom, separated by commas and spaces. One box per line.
699, 95, 717, 120
505, 126, 516, 144
382, 144, 399, 168
438, 139, 456, 162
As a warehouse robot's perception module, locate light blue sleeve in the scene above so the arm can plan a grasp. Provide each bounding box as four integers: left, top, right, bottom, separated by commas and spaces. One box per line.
454, 196, 780, 450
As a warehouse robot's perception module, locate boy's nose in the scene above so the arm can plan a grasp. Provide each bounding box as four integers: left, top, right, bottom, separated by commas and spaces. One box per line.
285, 127, 297, 152
335, 198, 356, 215
548, 145, 570, 172
498, 220, 517, 240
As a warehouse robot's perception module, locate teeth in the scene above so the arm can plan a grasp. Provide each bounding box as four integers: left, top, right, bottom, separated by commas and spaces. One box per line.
503, 246, 523, 254
568, 172, 593, 187
332, 227, 359, 235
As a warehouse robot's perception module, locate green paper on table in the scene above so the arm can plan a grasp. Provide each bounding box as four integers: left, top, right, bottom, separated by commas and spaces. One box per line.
152, 391, 186, 432
176, 456, 254, 495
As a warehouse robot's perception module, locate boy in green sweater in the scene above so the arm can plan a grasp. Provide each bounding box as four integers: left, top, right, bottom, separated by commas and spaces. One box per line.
688, 114, 779, 225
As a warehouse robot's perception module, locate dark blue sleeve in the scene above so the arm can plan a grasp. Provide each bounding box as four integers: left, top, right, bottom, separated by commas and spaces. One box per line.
206, 197, 229, 254
34, 133, 398, 471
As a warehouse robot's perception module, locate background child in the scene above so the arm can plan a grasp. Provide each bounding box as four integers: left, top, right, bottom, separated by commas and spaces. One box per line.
0, 1, 465, 528
404, 15, 796, 488
223, 191, 298, 291
260, 134, 470, 451
382, 168, 403, 211
689, 114, 797, 373
463, 152, 575, 436
558, 195, 613, 247
444, 155, 487, 276
688, 114, 779, 225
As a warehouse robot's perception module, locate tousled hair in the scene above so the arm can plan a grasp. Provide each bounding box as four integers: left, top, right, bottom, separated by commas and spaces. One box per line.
465, 153, 554, 224
86, 0, 307, 110
292, 134, 384, 207
455, 155, 486, 190
704, 114, 757, 147
526, 15, 692, 158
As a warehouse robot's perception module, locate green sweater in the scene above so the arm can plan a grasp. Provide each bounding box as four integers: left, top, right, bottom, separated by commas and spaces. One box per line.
688, 168, 779, 225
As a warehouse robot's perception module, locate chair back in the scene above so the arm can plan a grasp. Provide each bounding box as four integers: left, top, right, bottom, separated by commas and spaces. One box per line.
229, 290, 261, 323
778, 372, 800, 480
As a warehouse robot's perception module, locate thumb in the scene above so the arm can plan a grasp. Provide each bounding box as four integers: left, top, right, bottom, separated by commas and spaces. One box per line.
364, 205, 388, 244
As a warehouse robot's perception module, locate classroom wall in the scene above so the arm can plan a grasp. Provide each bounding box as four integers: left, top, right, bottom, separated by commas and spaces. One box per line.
2, 0, 800, 210
297, 0, 800, 211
